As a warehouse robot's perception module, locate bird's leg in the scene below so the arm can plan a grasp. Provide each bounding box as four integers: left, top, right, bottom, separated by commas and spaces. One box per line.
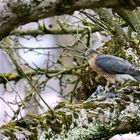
95, 75, 100, 82
104, 81, 110, 93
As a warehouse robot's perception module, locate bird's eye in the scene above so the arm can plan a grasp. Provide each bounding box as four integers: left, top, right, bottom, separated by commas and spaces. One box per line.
84, 49, 95, 58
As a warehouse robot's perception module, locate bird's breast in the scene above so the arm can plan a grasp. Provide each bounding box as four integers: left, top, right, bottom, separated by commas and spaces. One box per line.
88, 54, 116, 83
88, 54, 103, 72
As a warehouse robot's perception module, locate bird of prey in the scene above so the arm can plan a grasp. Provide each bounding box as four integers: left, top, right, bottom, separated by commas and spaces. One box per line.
86, 49, 140, 90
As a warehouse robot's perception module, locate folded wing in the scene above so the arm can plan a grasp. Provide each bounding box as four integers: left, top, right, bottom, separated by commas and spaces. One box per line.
95, 55, 133, 74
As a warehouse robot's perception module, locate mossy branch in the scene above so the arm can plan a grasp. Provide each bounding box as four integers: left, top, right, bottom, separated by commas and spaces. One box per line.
115, 8, 140, 36
0, 0, 138, 40
0, 67, 82, 84
10, 26, 102, 36
0, 86, 140, 139
9, 22, 128, 37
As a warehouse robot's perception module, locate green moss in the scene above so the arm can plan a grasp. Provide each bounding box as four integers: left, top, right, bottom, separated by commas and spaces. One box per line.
98, 39, 129, 59
38, 24, 46, 31
43, 109, 73, 135
121, 94, 131, 102
55, 101, 80, 111
0, 122, 16, 129
127, 55, 133, 61
2, 129, 17, 140
26, 114, 43, 121
26, 114, 43, 126
55, 110, 72, 129
82, 102, 97, 109
55, 101, 67, 109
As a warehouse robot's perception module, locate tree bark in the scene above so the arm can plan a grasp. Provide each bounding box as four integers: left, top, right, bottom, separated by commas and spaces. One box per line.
0, 85, 140, 140
0, 0, 139, 40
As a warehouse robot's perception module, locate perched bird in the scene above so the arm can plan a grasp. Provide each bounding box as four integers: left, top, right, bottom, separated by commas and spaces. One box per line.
86, 49, 140, 90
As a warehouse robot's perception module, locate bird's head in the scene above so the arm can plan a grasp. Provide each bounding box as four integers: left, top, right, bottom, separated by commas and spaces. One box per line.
84, 49, 101, 59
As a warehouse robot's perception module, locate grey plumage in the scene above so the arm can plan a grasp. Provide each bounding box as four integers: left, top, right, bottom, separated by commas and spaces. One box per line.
87, 49, 140, 83
127, 68, 140, 82
95, 55, 132, 74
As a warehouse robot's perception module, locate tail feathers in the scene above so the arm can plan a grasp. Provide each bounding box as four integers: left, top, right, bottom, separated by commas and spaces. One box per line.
128, 67, 140, 76
128, 68, 140, 83
132, 75, 140, 83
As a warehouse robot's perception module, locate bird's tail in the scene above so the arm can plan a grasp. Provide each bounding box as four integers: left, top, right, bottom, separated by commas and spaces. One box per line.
132, 75, 140, 83
129, 68, 140, 83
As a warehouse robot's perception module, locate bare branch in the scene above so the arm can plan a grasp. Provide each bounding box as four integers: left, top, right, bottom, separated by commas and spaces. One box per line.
0, 67, 82, 84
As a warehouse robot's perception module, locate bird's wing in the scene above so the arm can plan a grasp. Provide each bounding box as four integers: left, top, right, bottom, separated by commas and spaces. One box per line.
95, 55, 132, 74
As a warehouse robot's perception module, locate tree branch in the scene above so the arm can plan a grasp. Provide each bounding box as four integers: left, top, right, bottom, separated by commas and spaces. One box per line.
0, 86, 140, 139
10, 26, 102, 36
0, 66, 81, 84
0, 0, 139, 40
